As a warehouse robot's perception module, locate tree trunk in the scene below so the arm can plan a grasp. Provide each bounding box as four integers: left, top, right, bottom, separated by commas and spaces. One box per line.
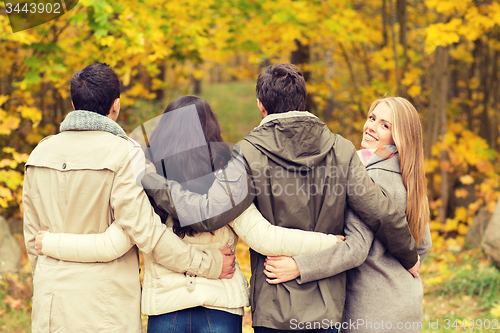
479, 42, 491, 142
291, 39, 316, 113
155, 63, 167, 101
382, 0, 389, 48
397, 0, 408, 97
382, 0, 389, 82
431, 46, 450, 224
491, 47, 499, 150
324, 44, 335, 123
464, 39, 481, 131
339, 42, 364, 117
390, 0, 401, 96
192, 63, 202, 95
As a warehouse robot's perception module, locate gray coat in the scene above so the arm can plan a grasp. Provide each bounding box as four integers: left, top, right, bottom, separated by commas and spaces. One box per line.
294, 153, 432, 333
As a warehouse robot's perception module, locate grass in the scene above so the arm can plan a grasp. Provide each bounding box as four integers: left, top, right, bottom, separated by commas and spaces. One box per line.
0, 273, 32, 333
421, 250, 500, 332
200, 80, 261, 143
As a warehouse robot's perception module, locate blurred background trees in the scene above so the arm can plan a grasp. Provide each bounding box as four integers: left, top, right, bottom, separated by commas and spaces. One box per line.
1, 0, 500, 330
2, 0, 500, 241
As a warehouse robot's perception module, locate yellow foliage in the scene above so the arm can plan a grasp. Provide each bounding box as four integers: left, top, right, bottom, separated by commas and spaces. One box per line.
454, 207, 468, 222
18, 106, 42, 127
487, 200, 497, 214
492, 303, 500, 318
454, 188, 468, 199
426, 276, 442, 285
459, 175, 474, 185
0, 112, 20, 135
26, 133, 44, 145
444, 218, 458, 232
425, 0, 472, 15
0, 187, 13, 208
457, 319, 474, 328
457, 224, 469, 236
449, 43, 474, 63
0, 95, 8, 107
425, 19, 462, 54
407, 85, 421, 98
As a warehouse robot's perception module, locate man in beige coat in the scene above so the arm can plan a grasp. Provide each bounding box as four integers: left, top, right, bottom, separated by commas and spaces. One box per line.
23, 63, 234, 333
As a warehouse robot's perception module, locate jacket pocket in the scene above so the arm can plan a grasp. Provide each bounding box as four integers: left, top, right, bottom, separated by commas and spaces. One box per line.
32, 293, 53, 333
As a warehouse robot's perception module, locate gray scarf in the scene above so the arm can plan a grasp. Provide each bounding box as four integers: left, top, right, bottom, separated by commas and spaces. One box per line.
60, 110, 126, 136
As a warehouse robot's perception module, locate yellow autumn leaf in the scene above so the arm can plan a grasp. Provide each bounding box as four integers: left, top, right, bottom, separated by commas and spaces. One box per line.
407, 85, 421, 98
457, 223, 469, 236
26, 133, 44, 145
487, 201, 497, 213
0, 159, 16, 169
455, 188, 468, 199
457, 319, 474, 328
454, 207, 468, 222
425, 20, 462, 53
444, 218, 458, 232
460, 175, 475, 185
0, 95, 8, 107
0, 115, 20, 135
492, 303, 500, 318
426, 276, 442, 285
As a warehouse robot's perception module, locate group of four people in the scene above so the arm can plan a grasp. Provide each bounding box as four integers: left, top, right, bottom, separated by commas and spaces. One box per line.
24, 62, 430, 333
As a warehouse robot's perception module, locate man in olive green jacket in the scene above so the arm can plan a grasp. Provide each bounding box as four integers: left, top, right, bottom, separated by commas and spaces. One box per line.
143, 63, 420, 332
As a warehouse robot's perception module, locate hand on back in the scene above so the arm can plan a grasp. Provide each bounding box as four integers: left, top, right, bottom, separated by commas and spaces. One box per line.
218, 248, 236, 279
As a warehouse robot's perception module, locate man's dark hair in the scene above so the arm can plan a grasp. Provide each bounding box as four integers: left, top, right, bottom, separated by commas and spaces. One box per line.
70, 62, 120, 116
256, 63, 307, 115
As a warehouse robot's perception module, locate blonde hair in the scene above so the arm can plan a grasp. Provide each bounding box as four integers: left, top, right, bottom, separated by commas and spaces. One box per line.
367, 97, 429, 245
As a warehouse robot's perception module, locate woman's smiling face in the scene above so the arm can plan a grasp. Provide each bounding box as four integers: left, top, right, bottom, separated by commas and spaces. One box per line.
361, 102, 395, 149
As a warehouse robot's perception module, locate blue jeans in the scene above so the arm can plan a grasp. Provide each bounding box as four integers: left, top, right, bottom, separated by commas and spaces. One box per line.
147, 306, 242, 333
254, 327, 339, 333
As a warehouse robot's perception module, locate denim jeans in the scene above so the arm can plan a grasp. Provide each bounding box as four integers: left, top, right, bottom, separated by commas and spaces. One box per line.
254, 327, 339, 333
147, 306, 243, 333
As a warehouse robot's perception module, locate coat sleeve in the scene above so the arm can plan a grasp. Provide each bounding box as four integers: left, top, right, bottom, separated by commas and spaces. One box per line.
108, 144, 223, 279
229, 204, 339, 256
141, 144, 255, 233
40, 223, 133, 262
294, 208, 374, 284
22, 167, 40, 277
418, 224, 432, 264
345, 147, 418, 269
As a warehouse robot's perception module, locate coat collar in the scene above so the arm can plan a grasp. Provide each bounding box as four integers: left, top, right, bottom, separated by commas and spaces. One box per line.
357, 145, 400, 172
258, 111, 318, 127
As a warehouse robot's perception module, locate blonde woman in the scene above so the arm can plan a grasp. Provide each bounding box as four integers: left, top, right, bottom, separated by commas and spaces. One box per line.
264, 97, 432, 333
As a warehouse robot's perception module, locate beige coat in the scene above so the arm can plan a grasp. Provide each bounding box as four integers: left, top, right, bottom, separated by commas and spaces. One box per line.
23, 130, 223, 333
40, 203, 339, 317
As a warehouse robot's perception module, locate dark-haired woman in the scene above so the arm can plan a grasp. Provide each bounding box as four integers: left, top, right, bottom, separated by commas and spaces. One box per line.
36, 95, 343, 332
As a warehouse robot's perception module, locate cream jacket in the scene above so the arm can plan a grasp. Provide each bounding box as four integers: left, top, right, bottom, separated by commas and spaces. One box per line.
41, 203, 339, 317
23, 131, 223, 333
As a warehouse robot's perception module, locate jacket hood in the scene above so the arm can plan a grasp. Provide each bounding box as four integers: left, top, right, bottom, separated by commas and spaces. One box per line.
243, 111, 336, 169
